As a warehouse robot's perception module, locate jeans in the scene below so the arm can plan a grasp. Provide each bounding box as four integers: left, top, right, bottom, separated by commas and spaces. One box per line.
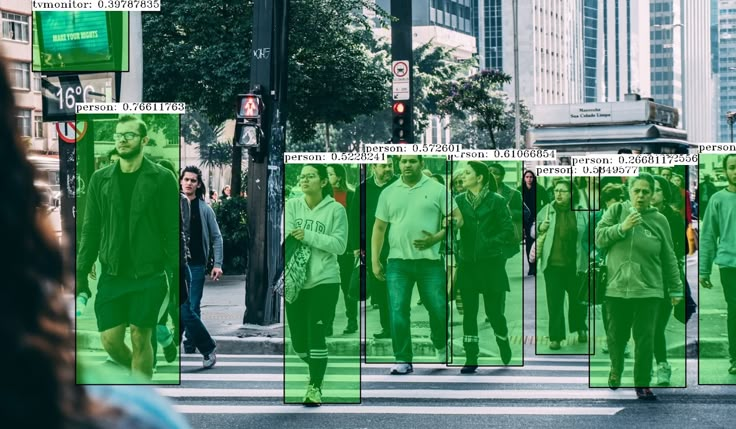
606, 297, 659, 387
386, 259, 448, 363
184, 265, 206, 350
181, 298, 216, 356
721, 267, 736, 361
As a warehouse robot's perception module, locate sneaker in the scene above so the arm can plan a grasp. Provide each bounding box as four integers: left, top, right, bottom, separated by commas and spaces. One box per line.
729, 361, 736, 375
343, 319, 358, 335
549, 341, 561, 350
202, 350, 217, 369
578, 330, 588, 343
303, 385, 322, 407
435, 347, 447, 362
460, 364, 478, 374
496, 337, 512, 365
163, 342, 178, 363
390, 363, 413, 375
373, 330, 391, 339
656, 362, 672, 386
608, 370, 621, 390
635, 388, 657, 401
602, 343, 609, 354
624, 343, 631, 358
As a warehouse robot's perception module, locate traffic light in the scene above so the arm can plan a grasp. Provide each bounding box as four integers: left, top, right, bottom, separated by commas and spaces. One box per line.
392, 100, 412, 143
235, 93, 264, 149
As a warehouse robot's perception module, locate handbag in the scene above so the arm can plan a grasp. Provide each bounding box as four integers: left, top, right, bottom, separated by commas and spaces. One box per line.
535, 206, 552, 262
283, 236, 311, 304
674, 280, 697, 324
347, 255, 368, 302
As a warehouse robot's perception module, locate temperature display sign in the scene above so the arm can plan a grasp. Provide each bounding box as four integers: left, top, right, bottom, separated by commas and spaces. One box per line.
42, 73, 116, 122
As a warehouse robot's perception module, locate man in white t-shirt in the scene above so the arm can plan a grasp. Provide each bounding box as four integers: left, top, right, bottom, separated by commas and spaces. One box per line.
372, 155, 463, 374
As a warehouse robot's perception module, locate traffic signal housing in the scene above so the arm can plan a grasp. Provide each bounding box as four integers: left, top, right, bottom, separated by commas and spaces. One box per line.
235, 93, 264, 149
392, 100, 413, 143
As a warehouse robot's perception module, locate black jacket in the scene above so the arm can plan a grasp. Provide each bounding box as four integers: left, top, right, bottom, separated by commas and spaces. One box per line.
455, 191, 515, 263
78, 157, 180, 279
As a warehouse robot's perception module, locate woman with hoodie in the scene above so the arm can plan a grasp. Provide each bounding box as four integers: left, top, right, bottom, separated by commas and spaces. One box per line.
537, 179, 591, 351
285, 164, 348, 406
596, 173, 683, 400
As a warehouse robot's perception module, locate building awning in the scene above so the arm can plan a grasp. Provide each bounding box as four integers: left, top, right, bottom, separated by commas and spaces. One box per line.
527, 124, 694, 153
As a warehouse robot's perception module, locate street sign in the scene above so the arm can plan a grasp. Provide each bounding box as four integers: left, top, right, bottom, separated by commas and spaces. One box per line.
392, 60, 409, 79
56, 121, 87, 144
392, 82, 410, 100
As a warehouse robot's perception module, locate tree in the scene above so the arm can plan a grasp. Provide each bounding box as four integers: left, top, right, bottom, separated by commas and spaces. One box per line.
438, 69, 525, 149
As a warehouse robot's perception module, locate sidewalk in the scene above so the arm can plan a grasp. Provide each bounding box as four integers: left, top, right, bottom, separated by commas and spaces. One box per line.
75, 251, 716, 358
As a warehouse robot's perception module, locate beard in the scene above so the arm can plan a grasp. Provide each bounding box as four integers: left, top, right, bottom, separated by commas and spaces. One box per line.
117, 141, 143, 160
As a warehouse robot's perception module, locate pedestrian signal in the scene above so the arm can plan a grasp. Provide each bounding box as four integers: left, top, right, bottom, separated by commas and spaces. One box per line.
237, 94, 263, 121
392, 101, 412, 143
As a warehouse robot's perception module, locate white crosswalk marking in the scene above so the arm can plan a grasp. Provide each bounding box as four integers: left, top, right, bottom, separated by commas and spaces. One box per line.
156, 354, 631, 416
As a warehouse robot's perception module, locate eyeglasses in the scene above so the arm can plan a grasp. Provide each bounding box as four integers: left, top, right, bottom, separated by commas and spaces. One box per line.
298, 174, 319, 181
113, 132, 140, 141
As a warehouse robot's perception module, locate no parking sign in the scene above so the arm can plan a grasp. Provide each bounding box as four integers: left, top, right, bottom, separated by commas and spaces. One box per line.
55, 121, 87, 144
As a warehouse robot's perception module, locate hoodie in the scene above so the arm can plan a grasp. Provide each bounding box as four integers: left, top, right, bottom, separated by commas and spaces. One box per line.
595, 201, 683, 299
285, 195, 348, 289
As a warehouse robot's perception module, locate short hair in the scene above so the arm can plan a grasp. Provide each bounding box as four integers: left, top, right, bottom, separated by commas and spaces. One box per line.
180, 165, 205, 199
116, 114, 147, 138
488, 162, 506, 178
398, 154, 423, 162
628, 172, 655, 193
552, 178, 578, 205
722, 154, 736, 172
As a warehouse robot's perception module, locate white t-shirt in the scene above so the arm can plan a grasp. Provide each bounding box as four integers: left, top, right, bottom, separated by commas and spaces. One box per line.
375, 174, 456, 260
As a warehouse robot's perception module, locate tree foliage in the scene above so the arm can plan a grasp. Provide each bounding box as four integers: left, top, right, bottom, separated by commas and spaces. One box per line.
438, 69, 529, 149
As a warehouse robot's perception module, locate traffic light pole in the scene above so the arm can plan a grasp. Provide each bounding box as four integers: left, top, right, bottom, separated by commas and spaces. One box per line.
243, 0, 289, 325
391, 0, 413, 143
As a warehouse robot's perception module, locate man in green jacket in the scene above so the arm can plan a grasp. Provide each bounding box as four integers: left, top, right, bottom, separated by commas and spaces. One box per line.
700, 154, 736, 375
77, 115, 179, 380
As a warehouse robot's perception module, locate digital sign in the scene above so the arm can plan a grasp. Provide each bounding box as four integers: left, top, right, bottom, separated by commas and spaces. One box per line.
42, 73, 116, 122
33, 11, 129, 72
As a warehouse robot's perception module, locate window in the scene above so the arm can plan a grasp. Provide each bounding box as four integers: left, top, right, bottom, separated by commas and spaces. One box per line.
32, 73, 42, 92
17, 110, 31, 137
9, 62, 30, 89
34, 115, 44, 138
1, 12, 29, 43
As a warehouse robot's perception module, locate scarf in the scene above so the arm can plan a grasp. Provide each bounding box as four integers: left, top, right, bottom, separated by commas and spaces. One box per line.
465, 185, 490, 210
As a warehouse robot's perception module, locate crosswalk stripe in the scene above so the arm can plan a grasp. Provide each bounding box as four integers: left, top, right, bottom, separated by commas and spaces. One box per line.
176, 361, 588, 371
180, 373, 588, 383
172, 405, 624, 416
158, 388, 637, 400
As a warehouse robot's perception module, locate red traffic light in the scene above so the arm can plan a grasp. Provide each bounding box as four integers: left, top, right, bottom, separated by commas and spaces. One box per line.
238, 94, 262, 120
392, 101, 406, 115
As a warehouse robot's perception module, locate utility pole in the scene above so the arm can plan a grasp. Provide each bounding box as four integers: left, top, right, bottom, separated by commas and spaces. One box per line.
243, 0, 289, 324
390, 0, 413, 143
513, 0, 521, 149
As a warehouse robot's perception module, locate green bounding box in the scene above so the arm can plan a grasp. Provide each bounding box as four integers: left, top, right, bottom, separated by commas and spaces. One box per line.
448, 160, 523, 368
589, 167, 687, 388
698, 154, 736, 385
283, 162, 360, 404
33, 11, 129, 72
75, 113, 181, 385
365, 155, 451, 365
535, 175, 593, 356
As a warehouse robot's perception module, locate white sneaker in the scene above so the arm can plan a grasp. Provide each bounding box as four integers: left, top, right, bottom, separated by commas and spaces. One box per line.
390, 363, 413, 375
203, 349, 217, 369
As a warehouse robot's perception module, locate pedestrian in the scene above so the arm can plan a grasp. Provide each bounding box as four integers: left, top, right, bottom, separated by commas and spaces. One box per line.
209, 190, 219, 204
372, 155, 463, 375
221, 185, 231, 200
178, 192, 218, 368
179, 166, 224, 359
455, 161, 514, 373
650, 175, 687, 386
700, 154, 736, 376
285, 164, 348, 406
520, 169, 550, 276
77, 115, 179, 380
349, 158, 397, 340
537, 179, 590, 351
698, 174, 717, 219
596, 173, 683, 400
326, 164, 357, 336
489, 163, 523, 242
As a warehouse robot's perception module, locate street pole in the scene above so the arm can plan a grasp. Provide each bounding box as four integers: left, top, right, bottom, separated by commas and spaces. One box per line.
391, 0, 413, 143
244, 0, 289, 325
513, 0, 521, 149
